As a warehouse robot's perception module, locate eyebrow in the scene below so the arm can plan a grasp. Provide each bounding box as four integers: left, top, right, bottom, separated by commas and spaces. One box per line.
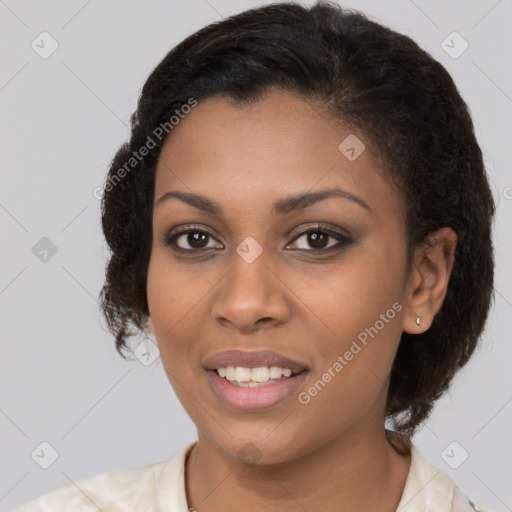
154, 186, 371, 215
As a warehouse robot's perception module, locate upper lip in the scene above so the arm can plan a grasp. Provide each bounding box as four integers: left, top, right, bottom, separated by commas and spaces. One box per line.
203, 350, 309, 374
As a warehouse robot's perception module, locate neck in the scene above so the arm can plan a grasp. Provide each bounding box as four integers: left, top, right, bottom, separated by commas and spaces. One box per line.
185, 424, 411, 512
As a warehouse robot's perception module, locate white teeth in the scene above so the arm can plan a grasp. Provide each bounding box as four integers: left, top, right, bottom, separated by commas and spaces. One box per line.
251, 366, 269, 382
235, 367, 252, 382
268, 366, 282, 379
216, 366, 295, 383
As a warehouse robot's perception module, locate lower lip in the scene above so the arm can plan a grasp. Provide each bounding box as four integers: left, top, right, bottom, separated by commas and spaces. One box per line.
206, 369, 309, 412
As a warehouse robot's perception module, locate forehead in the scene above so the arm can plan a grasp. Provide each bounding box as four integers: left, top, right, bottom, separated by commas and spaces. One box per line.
154, 89, 404, 225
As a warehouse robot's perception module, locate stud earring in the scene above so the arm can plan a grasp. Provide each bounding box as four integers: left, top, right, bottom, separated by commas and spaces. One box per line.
416, 315, 422, 326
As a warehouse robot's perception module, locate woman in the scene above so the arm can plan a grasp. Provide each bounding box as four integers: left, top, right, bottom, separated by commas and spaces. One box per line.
13, 1, 495, 510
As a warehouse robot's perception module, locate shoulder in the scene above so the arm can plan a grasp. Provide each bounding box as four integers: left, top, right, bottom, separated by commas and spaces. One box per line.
10, 461, 168, 512
10, 442, 197, 512
452, 486, 489, 512
394, 437, 491, 512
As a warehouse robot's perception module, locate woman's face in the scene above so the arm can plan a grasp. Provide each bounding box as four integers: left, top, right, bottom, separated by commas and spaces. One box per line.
147, 88, 415, 464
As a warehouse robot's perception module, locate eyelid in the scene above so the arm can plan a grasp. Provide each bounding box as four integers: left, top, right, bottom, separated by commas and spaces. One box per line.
289, 222, 352, 241
286, 223, 353, 253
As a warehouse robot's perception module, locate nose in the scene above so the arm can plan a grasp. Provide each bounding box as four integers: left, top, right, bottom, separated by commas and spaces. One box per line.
211, 247, 291, 332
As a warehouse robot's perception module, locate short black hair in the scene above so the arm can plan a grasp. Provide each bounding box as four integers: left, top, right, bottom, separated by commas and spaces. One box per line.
99, 0, 496, 438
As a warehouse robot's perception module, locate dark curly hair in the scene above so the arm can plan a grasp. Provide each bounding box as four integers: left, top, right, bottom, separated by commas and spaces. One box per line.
98, 0, 496, 438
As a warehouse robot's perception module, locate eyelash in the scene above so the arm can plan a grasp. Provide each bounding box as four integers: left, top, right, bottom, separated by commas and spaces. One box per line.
161, 223, 353, 255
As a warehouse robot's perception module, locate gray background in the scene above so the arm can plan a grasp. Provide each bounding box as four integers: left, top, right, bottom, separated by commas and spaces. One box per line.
0, 0, 510, 510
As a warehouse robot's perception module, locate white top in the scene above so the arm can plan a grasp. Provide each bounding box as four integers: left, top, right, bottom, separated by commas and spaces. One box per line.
10, 441, 487, 512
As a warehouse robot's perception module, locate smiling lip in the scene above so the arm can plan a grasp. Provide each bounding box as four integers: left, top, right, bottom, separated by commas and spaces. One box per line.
203, 349, 308, 374
203, 349, 309, 412
206, 368, 309, 411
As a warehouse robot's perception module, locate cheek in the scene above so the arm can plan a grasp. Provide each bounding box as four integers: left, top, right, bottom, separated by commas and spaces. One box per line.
147, 252, 189, 354
294, 246, 404, 401
338, 233, 406, 322
147, 249, 206, 326
146, 250, 216, 369
298, 309, 402, 431
290, 248, 403, 341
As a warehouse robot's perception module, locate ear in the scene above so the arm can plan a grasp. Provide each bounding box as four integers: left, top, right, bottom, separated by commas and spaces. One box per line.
402, 227, 458, 334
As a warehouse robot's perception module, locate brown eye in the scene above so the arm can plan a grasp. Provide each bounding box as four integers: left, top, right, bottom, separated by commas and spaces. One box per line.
287, 225, 352, 252
164, 228, 223, 251
182, 232, 209, 249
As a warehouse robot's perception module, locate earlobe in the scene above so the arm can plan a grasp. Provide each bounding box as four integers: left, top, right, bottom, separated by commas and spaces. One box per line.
402, 227, 458, 335
402, 312, 423, 335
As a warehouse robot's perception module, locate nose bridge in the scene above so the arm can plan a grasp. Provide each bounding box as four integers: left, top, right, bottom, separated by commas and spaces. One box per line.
213, 237, 288, 328
225, 238, 272, 305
